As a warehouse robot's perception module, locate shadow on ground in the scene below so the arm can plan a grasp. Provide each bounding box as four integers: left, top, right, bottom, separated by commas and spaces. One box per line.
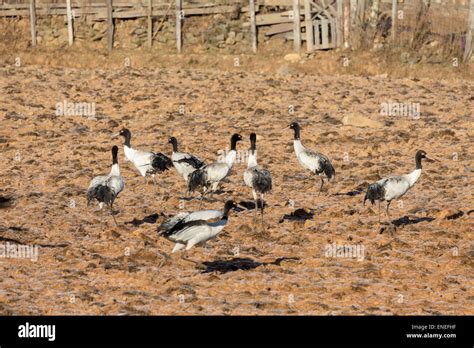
202, 256, 300, 274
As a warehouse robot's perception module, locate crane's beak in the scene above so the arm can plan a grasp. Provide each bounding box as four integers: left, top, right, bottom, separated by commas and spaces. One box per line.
425, 156, 437, 163
111, 133, 120, 139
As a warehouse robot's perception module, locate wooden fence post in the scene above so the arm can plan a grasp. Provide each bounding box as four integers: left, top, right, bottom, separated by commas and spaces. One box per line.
343, 0, 350, 47
107, 0, 113, 53
357, 0, 365, 23
293, 0, 301, 52
336, 0, 343, 47
66, 0, 74, 46
464, 0, 474, 61
148, 0, 153, 48
29, 0, 36, 47
304, 0, 314, 52
249, 0, 257, 53
370, 0, 380, 27
391, 0, 397, 42
350, 0, 357, 28
176, 0, 182, 53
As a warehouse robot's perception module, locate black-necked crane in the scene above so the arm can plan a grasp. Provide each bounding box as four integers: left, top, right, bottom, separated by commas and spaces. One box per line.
364, 150, 430, 228
243, 133, 272, 225
168, 136, 205, 185
158, 200, 237, 267
87, 145, 124, 225
289, 122, 335, 195
118, 128, 172, 185
187, 133, 242, 200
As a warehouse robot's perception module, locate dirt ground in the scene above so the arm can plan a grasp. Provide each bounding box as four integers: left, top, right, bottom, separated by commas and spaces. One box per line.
0, 50, 473, 315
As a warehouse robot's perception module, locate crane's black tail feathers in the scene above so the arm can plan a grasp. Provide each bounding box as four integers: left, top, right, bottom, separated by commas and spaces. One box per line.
253, 169, 272, 194
188, 169, 206, 193
152, 153, 173, 172
323, 160, 336, 180
176, 157, 205, 169
87, 184, 115, 207
364, 183, 385, 205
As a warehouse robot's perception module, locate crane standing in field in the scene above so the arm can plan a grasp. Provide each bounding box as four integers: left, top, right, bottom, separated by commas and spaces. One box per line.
289, 122, 335, 196
243, 133, 272, 226
119, 128, 172, 185
187, 133, 243, 201
158, 200, 237, 268
87, 145, 124, 225
364, 150, 431, 229
168, 136, 205, 196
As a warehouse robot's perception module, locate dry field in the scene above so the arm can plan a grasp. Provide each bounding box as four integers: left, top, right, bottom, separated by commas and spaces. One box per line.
0, 64, 473, 315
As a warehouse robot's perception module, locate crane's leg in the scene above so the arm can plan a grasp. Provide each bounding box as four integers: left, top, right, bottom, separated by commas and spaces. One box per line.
378, 201, 381, 224
152, 174, 157, 186
109, 203, 118, 226
260, 193, 265, 228
386, 201, 393, 224
180, 250, 196, 264
252, 190, 258, 224
181, 249, 205, 270
199, 188, 207, 209
318, 176, 324, 196
210, 182, 219, 200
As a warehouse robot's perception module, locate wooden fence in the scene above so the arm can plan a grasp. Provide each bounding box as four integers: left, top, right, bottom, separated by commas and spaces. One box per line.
1, 0, 473, 61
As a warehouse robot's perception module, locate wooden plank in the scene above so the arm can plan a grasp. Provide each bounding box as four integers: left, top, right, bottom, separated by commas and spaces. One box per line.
249, 0, 257, 52
107, 0, 113, 53
309, 0, 326, 13
357, 0, 365, 23
293, 0, 301, 51
343, 0, 349, 47
321, 17, 329, 48
336, 0, 342, 47
330, 17, 336, 46
93, 5, 241, 19
0, 3, 254, 17
254, 11, 293, 26
29, 0, 36, 47
464, 0, 474, 61
176, 0, 182, 53
304, 0, 313, 51
265, 21, 308, 36
391, 0, 397, 41
66, 0, 74, 45
147, 0, 152, 47
314, 19, 320, 49
349, 0, 356, 27
0, 1, 237, 9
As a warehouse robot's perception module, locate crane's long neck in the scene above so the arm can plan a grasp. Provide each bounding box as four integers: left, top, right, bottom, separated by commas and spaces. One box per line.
226, 137, 239, 167
406, 152, 423, 187
405, 169, 421, 187
123, 133, 131, 148
248, 135, 258, 167
248, 149, 258, 168
293, 139, 305, 156
209, 217, 228, 236
225, 150, 236, 167
171, 139, 178, 152
110, 163, 120, 176
110, 151, 120, 176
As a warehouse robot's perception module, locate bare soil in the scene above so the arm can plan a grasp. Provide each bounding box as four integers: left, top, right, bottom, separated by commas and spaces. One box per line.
0, 49, 473, 315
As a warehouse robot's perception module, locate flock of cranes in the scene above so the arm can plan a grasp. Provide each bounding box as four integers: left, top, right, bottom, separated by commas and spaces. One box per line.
87, 122, 430, 265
